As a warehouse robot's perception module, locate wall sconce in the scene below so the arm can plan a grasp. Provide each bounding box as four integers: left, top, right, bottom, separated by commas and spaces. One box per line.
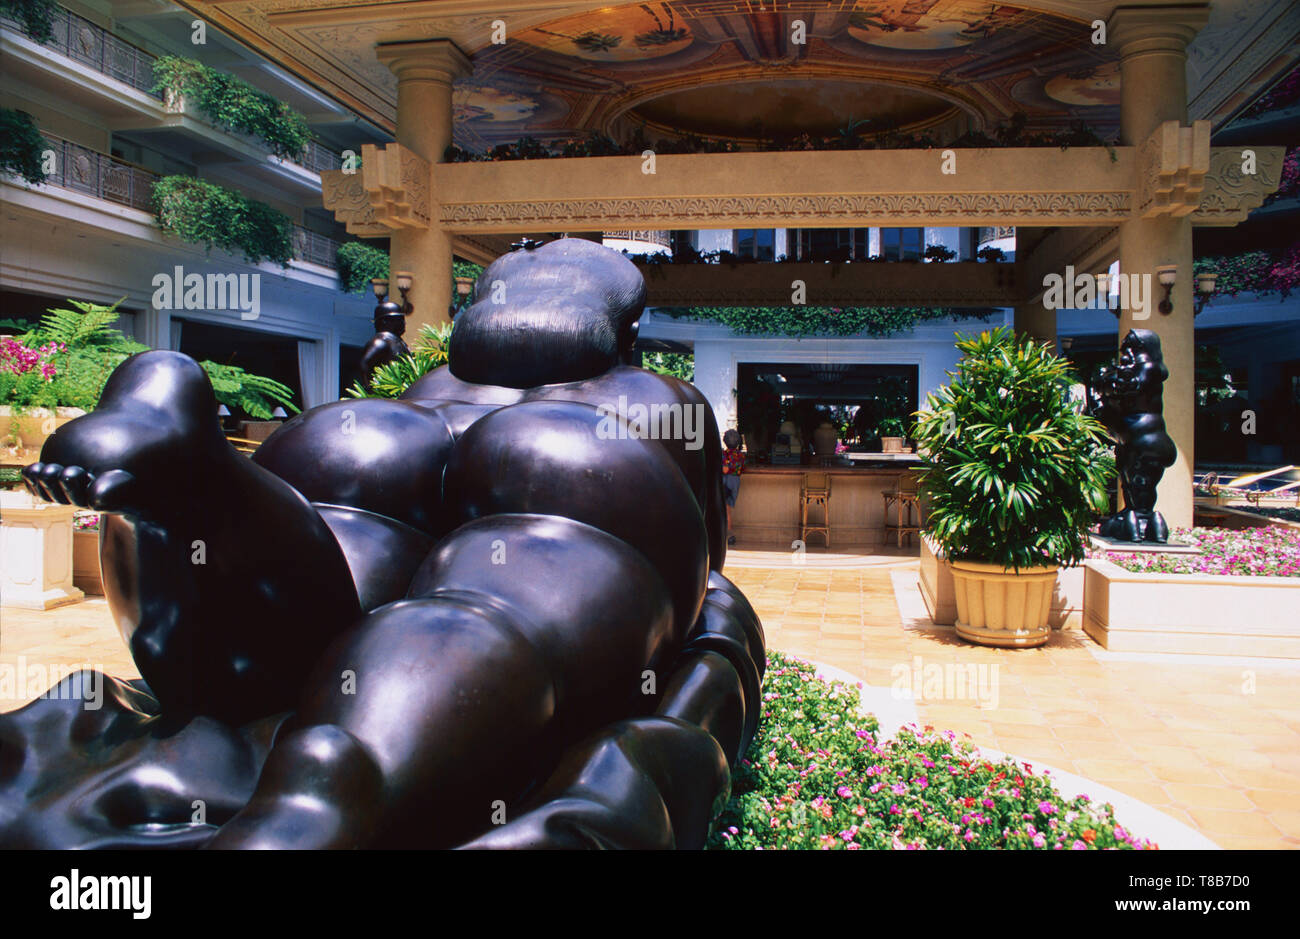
1194, 270, 1218, 316
1095, 272, 1113, 315
270, 407, 288, 419
449, 274, 475, 319
371, 278, 388, 300
393, 271, 414, 315
1156, 264, 1177, 315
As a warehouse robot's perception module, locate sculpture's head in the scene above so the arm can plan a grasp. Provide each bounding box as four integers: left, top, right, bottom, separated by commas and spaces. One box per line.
1118, 329, 1169, 387
448, 239, 647, 388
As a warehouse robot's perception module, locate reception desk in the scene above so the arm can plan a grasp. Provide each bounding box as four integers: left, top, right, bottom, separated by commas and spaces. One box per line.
731, 463, 921, 549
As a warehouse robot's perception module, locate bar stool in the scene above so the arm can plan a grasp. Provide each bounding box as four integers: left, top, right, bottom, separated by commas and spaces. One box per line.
800, 472, 831, 548
883, 473, 921, 547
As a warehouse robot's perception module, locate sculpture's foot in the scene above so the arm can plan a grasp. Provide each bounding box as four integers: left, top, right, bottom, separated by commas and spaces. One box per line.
1099, 509, 1142, 543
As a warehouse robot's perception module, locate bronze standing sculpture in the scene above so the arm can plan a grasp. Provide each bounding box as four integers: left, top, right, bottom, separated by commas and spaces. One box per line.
3, 239, 764, 849
1091, 328, 1178, 544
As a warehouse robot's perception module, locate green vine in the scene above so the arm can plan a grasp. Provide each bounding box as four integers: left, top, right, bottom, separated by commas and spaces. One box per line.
661, 305, 990, 338
153, 176, 293, 266
0, 0, 55, 41
153, 56, 310, 161
641, 351, 694, 382
0, 108, 49, 183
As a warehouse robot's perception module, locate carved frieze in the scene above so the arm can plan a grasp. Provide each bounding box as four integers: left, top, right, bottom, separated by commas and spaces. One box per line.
439, 191, 1133, 230
321, 143, 432, 234
1191, 146, 1286, 225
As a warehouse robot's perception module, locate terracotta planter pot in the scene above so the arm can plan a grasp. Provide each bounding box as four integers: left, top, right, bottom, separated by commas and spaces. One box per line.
881, 436, 905, 453
950, 559, 1057, 648
72, 528, 104, 596
0, 406, 85, 451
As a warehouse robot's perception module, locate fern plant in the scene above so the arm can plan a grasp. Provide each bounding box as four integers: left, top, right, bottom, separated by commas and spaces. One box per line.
6, 298, 298, 417
346, 323, 452, 399
199, 361, 297, 419
913, 327, 1114, 571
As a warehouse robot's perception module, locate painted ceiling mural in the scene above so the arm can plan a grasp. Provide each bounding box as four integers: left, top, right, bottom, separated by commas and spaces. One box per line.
454, 1, 1121, 150
178, 0, 1297, 142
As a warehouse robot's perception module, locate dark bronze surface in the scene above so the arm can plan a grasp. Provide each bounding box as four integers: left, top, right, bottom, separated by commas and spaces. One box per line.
3, 239, 764, 849
1091, 329, 1178, 543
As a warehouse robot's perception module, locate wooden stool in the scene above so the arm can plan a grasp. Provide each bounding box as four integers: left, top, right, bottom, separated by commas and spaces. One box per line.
800, 472, 831, 547
883, 474, 922, 547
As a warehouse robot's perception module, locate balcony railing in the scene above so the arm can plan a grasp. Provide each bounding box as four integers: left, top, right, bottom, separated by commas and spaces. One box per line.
291, 225, 340, 269
300, 139, 342, 174
39, 135, 158, 212
2, 8, 159, 97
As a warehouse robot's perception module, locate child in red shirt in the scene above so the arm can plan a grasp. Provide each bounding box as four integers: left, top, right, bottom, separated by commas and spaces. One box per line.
722, 429, 744, 545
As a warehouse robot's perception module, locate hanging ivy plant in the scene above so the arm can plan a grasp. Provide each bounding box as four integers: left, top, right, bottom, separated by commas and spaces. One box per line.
0, 108, 49, 183
0, 0, 56, 42
336, 241, 389, 293
153, 56, 310, 161
153, 176, 293, 266
660, 305, 990, 338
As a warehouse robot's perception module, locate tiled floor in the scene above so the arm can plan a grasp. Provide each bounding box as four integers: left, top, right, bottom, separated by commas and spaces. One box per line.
3, 554, 1298, 849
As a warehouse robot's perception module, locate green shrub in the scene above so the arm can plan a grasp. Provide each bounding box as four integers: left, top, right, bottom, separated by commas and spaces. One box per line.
641, 351, 693, 382
0, 107, 49, 183
153, 56, 310, 161
153, 176, 293, 266
710, 652, 1154, 850
913, 327, 1113, 570
336, 241, 388, 294
2, 298, 297, 418
345, 323, 453, 399
663, 305, 985, 338
0, 0, 55, 41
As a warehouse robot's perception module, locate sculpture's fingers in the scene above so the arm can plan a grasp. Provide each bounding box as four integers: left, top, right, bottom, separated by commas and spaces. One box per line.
59, 465, 94, 507
88, 469, 139, 514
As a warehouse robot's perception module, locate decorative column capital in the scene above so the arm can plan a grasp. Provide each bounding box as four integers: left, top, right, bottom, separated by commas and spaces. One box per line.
1107, 4, 1210, 58
376, 39, 472, 86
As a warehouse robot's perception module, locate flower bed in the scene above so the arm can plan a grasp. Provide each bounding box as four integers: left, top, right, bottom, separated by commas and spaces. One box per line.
709, 652, 1153, 850
1097, 526, 1300, 578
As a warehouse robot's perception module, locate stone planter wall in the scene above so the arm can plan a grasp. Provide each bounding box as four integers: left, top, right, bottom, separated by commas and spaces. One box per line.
0, 406, 84, 460
1083, 558, 1300, 658
919, 534, 1084, 629
0, 490, 84, 610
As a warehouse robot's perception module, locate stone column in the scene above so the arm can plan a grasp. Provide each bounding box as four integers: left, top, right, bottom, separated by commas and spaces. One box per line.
1109, 5, 1209, 530
1013, 298, 1056, 351
376, 40, 472, 333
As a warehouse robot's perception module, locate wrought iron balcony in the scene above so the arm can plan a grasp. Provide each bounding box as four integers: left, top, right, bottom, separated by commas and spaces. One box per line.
38, 135, 158, 212
291, 225, 340, 269
2, 7, 159, 97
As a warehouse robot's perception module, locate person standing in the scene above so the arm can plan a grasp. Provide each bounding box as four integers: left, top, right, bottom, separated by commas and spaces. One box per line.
722, 428, 745, 546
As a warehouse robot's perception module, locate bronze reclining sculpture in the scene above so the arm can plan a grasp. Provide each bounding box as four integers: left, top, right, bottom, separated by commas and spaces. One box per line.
1, 239, 765, 849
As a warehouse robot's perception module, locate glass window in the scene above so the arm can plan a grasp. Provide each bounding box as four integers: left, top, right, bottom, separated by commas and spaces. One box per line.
880, 228, 924, 261
735, 229, 776, 260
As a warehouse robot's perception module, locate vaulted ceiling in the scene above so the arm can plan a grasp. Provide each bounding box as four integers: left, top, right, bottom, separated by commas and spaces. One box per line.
173, 0, 1298, 148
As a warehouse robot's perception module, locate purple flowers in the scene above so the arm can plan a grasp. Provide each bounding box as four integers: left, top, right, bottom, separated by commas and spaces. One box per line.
0, 337, 63, 381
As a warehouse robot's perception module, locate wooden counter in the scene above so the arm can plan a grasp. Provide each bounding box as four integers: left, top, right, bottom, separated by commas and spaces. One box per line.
731, 464, 921, 548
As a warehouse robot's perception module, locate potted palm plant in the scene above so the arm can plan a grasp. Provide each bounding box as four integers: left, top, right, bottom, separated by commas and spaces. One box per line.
913, 328, 1113, 647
